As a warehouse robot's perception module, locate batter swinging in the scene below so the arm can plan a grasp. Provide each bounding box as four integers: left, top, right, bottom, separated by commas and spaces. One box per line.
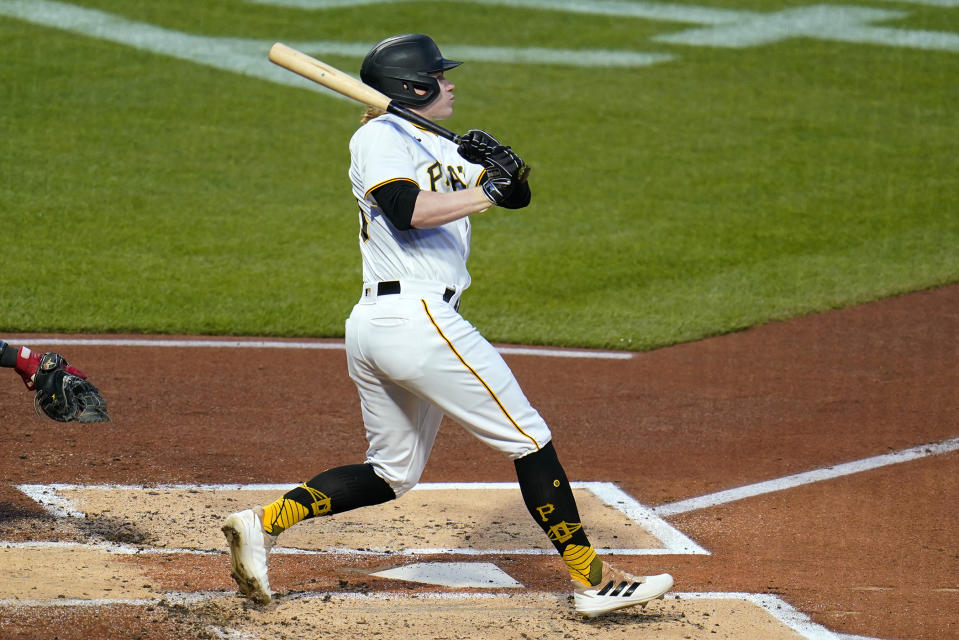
223, 33, 673, 618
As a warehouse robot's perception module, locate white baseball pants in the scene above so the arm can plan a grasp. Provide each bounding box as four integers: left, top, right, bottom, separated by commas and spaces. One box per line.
345, 279, 552, 496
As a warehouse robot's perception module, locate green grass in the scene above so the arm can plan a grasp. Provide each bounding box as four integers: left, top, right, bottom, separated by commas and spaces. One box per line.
2, 1, 957, 349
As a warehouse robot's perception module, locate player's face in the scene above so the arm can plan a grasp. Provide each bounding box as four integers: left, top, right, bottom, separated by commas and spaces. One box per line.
414, 72, 455, 121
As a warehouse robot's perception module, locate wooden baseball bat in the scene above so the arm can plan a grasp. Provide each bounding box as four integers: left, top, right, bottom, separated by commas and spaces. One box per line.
268, 42, 461, 143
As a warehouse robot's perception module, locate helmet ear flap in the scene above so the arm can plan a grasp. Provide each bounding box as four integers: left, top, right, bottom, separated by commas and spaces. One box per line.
372, 73, 440, 107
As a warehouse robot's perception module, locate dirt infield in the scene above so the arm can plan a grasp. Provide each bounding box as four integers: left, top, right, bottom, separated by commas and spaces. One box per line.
1, 284, 957, 639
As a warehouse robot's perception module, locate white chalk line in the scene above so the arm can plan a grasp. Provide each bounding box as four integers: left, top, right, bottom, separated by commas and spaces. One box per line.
247, 0, 959, 53
0, 589, 853, 639
655, 435, 959, 516
0, 0, 674, 73
249, 0, 959, 16
14, 481, 704, 556
8, 470, 906, 639
20, 436, 959, 556
1, 0, 955, 110
0, 538, 669, 558
10, 336, 634, 360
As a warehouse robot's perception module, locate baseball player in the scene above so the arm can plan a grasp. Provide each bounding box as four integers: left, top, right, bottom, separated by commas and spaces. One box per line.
223, 33, 672, 618
0, 339, 110, 423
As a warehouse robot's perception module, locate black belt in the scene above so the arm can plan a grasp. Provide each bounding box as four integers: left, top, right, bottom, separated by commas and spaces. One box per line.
377, 281, 456, 304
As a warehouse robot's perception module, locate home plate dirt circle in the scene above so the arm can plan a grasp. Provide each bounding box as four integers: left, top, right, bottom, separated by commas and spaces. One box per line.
3, 483, 829, 639
0, 545, 818, 640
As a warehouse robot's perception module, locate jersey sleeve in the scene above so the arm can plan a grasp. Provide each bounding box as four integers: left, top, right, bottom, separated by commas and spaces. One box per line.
371, 179, 419, 230
353, 120, 421, 198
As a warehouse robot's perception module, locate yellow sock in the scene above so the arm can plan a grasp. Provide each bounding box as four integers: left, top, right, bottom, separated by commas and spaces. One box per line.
563, 544, 599, 586
261, 497, 309, 536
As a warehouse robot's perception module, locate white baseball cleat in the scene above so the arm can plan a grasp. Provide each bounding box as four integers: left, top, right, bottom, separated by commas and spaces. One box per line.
573, 564, 673, 618
222, 509, 277, 604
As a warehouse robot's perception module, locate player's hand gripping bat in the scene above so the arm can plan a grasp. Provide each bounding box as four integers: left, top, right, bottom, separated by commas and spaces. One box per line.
268, 42, 462, 143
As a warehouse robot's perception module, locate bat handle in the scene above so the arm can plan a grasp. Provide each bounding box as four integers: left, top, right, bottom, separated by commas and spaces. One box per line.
387, 103, 461, 144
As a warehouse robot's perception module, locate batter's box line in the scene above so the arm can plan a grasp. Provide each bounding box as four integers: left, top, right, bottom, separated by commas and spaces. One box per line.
654, 435, 959, 516
0, 590, 864, 640
14, 481, 709, 556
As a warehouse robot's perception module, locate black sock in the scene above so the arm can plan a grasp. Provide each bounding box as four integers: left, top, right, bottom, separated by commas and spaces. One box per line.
514, 442, 601, 584
262, 463, 395, 535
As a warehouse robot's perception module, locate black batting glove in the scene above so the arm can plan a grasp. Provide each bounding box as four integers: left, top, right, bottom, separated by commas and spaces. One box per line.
485, 145, 530, 183
481, 174, 515, 205
457, 129, 500, 164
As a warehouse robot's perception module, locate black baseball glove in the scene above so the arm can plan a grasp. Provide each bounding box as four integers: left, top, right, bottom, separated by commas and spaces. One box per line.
32, 353, 111, 423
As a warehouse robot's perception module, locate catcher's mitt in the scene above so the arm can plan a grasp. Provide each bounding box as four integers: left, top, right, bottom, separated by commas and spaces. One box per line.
33, 353, 111, 423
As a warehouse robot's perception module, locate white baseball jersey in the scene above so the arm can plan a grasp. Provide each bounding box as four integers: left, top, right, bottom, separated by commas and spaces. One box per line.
349, 113, 485, 293
344, 113, 551, 497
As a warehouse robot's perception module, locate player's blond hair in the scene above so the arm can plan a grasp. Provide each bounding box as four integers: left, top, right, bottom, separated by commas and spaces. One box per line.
361, 106, 386, 124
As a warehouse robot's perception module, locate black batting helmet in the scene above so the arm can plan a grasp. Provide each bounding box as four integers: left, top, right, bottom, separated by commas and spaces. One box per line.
360, 34, 461, 108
